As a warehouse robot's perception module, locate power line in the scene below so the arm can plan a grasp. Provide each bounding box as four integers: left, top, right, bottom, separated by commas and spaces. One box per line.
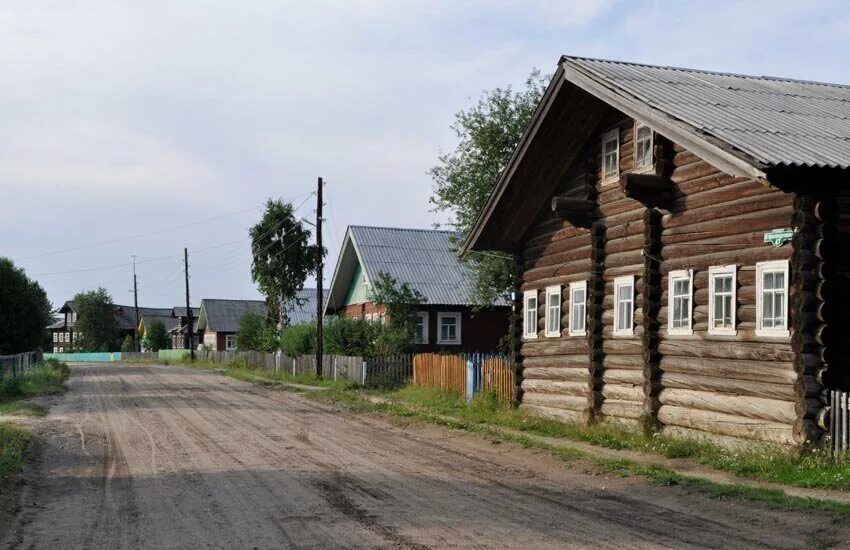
16, 203, 267, 262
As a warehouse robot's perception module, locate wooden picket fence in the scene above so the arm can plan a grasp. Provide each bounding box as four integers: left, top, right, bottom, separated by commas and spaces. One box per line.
412, 353, 514, 402
831, 389, 850, 455
0, 350, 43, 382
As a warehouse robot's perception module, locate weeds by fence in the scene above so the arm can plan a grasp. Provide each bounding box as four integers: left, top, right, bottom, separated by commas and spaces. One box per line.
0, 351, 43, 382
831, 389, 849, 455
412, 353, 514, 402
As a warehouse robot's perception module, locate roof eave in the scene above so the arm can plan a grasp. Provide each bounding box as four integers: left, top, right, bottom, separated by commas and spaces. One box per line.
460, 64, 568, 257
560, 57, 769, 182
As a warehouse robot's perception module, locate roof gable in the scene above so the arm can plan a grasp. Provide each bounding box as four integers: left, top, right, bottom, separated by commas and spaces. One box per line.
462, 55, 850, 254
197, 299, 268, 333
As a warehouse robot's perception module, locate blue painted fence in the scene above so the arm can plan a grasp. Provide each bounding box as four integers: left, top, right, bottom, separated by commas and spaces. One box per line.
44, 352, 123, 362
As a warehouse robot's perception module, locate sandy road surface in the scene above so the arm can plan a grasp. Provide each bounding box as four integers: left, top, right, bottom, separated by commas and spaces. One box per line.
3, 363, 849, 549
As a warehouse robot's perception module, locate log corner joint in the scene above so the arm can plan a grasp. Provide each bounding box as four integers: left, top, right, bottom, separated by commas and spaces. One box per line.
619, 173, 677, 208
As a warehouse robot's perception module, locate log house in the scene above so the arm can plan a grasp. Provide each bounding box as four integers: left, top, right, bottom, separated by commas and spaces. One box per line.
461, 56, 850, 446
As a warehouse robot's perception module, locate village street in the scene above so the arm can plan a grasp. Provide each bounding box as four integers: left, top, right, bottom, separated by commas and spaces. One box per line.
3, 363, 849, 550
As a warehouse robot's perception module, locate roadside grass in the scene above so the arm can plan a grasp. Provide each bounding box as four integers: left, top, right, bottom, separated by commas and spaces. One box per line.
182, 358, 359, 390
0, 359, 70, 416
0, 423, 31, 479
316, 385, 850, 493
310, 387, 850, 514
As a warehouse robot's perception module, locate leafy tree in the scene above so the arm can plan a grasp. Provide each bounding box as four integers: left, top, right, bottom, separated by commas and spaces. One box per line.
0, 258, 52, 354
120, 335, 135, 352
280, 322, 315, 358
369, 272, 426, 354
146, 320, 170, 352
324, 317, 382, 357
237, 311, 280, 352
429, 69, 548, 305
250, 198, 322, 327
74, 288, 119, 352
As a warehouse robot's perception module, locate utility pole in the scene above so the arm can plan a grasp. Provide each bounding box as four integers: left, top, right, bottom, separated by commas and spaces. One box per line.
316, 177, 324, 378
184, 247, 195, 361
132, 255, 140, 352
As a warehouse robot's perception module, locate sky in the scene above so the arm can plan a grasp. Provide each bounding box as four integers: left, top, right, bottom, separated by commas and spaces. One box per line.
2, 0, 849, 311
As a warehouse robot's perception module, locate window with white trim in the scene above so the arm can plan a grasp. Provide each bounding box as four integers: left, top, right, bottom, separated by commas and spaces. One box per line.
53, 332, 58, 343
634, 123, 653, 171
708, 265, 737, 335
437, 312, 461, 345
668, 270, 694, 335
613, 276, 635, 336
569, 281, 587, 336
225, 334, 237, 351
756, 261, 790, 337
414, 312, 429, 344
601, 129, 619, 182
523, 290, 538, 339
545, 286, 561, 337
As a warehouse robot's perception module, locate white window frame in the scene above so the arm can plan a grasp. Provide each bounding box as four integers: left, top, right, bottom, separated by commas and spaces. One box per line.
601, 128, 620, 184
523, 290, 538, 340
225, 334, 237, 351
708, 265, 737, 336
544, 286, 561, 337
613, 275, 635, 337
414, 311, 429, 344
634, 122, 654, 172
436, 312, 461, 345
667, 269, 694, 336
53, 332, 58, 343
756, 260, 790, 337
568, 281, 587, 336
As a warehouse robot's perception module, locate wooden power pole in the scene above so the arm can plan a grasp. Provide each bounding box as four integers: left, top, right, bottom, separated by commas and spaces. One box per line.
132, 255, 140, 352
316, 177, 324, 378
184, 247, 195, 361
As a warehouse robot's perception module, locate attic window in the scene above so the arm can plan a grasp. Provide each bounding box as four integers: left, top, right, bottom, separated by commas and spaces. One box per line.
601, 129, 619, 183
634, 123, 653, 171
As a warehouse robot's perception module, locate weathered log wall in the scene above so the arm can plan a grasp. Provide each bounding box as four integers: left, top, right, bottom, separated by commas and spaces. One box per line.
515, 110, 822, 445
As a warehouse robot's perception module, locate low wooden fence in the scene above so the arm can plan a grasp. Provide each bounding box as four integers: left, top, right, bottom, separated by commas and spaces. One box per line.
830, 389, 850, 454
412, 353, 514, 402
0, 350, 43, 382
363, 354, 413, 388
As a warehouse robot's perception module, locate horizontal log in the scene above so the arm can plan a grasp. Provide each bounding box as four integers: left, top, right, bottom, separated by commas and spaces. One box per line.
658, 388, 796, 424
522, 340, 589, 357
523, 393, 587, 411
602, 384, 644, 402
659, 246, 790, 274
522, 379, 587, 396
602, 355, 644, 370
600, 400, 644, 420
662, 193, 792, 229
657, 340, 794, 362
603, 368, 644, 385
601, 339, 644, 354
657, 405, 795, 445
522, 404, 585, 425
522, 355, 588, 369
660, 356, 795, 385
521, 366, 588, 382
661, 425, 781, 450
660, 371, 795, 400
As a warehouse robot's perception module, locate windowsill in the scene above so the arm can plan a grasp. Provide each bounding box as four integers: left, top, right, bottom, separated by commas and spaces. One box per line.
667, 329, 694, 336
601, 175, 620, 186
708, 329, 737, 337
522, 335, 539, 341
612, 331, 635, 338
544, 332, 561, 338
437, 340, 461, 346
568, 331, 587, 337
631, 165, 655, 175
755, 329, 790, 338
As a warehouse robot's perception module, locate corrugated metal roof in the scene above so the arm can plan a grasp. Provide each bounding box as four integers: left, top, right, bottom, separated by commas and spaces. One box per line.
284, 289, 318, 326
346, 226, 499, 306
565, 56, 850, 169
197, 291, 317, 332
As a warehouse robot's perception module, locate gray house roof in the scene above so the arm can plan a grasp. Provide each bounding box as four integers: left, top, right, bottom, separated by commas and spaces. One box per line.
139, 314, 179, 333
326, 226, 501, 314
197, 299, 268, 333
285, 289, 318, 325
463, 55, 850, 255
115, 306, 172, 331
563, 56, 850, 170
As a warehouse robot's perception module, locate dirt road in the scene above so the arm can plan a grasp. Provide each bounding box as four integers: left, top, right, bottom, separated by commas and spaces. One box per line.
3, 364, 849, 549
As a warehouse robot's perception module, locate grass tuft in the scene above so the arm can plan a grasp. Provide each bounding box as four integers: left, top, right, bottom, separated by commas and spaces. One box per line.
0, 423, 31, 479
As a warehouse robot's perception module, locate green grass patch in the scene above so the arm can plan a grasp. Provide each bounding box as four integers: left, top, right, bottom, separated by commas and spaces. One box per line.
0, 423, 31, 479
184, 359, 360, 390
0, 359, 69, 405
324, 385, 850, 492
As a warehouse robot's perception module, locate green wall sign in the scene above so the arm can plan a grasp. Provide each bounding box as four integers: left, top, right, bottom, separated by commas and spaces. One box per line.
764, 228, 794, 247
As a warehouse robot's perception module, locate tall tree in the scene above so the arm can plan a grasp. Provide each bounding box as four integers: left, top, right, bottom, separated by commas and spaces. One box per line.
369, 272, 427, 354
429, 69, 548, 305
236, 310, 280, 352
0, 258, 52, 355
250, 199, 322, 327
74, 288, 119, 352
145, 320, 170, 352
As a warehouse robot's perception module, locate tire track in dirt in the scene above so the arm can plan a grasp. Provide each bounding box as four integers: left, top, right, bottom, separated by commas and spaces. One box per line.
6, 363, 850, 550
